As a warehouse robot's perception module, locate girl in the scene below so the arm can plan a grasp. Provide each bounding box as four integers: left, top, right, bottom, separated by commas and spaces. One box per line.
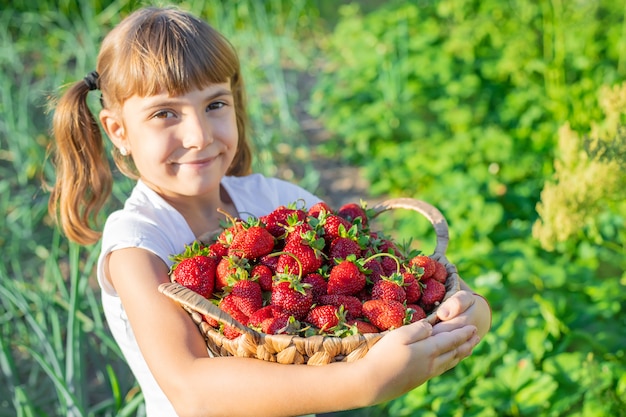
48, 6, 490, 417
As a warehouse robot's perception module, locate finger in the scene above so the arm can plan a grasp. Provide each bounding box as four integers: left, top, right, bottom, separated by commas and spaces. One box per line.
432, 325, 477, 355
430, 326, 479, 374
386, 320, 433, 345
436, 290, 475, 321
433, 333, 481, 374
431, 316, 473, 335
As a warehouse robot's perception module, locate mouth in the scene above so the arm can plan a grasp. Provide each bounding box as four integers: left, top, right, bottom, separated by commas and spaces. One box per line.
173, 155, 218, 166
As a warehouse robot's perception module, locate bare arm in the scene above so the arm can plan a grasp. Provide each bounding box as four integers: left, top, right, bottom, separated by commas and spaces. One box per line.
107, 248, 479, 417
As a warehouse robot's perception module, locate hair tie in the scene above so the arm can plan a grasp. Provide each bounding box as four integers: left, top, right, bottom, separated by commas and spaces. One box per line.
83, 71, 100, 91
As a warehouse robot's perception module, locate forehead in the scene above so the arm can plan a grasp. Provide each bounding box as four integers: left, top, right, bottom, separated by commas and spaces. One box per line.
123, 82, 233, 109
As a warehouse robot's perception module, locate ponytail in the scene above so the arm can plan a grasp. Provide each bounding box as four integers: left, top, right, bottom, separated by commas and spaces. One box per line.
48, 80, 112, 245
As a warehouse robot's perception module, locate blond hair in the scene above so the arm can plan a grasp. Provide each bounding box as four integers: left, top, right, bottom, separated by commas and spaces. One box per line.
48, 7, 252, 245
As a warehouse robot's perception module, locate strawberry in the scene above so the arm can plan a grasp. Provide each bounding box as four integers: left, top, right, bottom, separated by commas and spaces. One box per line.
306, 304, 341, 332
402, 272, 422, 303
362, 299, 406, 331
170, 243, 217, 299
262, 315, 300, 335
363, 259, 385, 284
271, 279, 313, 321
207, 241, 229, 258
259, 253, 279, 273
318, 294, 363, 320
371, 273, 407, 303
219, 294, 250, 326
215, 256, 249, 292
327, 258, 366, 296
308, 201, 333, 218
407, 303, 426, 322
230, 279, 263, 317
420, 278, 446, 310
248, 305, 278, 328
409, 255, 436, 279
250, 264, 274, 292
329, 236, 362, 260
319, 213, 352, 244
223, 325, 243, 340
277, 236, 325, 276
347, 319, 380, 334
432, 260, 448, 283
302, 272, 328, 302
260, 206, 307, 238
337, 202, 369, 227
228, 225, 275, 259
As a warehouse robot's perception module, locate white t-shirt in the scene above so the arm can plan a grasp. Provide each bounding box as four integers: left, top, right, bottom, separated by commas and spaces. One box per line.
97, 174, 322, 416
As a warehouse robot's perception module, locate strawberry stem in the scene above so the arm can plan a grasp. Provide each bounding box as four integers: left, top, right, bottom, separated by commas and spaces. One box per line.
363, 252, 401, 275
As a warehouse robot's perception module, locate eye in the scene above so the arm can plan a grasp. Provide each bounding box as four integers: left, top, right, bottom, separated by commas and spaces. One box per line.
152, 110, 176, 119
207, 101, 226, 111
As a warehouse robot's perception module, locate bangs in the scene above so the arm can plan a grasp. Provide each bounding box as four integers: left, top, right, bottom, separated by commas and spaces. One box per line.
105, 8, 239, 101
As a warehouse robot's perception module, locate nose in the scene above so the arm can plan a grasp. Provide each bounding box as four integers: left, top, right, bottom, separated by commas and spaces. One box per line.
182, 111, 212, 149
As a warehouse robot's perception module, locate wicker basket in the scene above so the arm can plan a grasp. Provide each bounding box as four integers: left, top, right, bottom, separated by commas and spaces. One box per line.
159, 198, 460, 366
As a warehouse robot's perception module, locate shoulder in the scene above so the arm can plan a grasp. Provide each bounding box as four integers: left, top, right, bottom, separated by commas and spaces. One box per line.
222, 173, 323, 218
100, 181, 195, 267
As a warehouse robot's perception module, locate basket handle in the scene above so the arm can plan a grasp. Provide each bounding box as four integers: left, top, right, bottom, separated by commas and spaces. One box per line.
371, 198, 449, 256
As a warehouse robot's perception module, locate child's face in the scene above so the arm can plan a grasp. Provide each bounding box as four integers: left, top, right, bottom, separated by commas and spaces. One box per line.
117, 82, 239, 200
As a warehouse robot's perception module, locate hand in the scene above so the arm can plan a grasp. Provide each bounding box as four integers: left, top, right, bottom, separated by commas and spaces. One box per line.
359, 320, 479, 404
432, 286, 492, 338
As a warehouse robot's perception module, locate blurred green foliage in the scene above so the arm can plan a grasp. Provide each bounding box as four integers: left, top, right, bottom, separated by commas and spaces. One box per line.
0, 0, 625, 416
309, 1, 626, 416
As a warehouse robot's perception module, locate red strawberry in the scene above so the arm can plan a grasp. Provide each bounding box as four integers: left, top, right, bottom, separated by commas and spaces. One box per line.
302, 272, 328, 302
329, 236, 362, 260
262, 315, 301, 335
327, 259, 366, 296
171, 254, 217, 299
318, 294, 363, 320
420, 278, 446, 310
306, 304, 341, 332
337, 202, 368, 227
407, 303, 427, 322
219, 294, 250, 326
230, 279, 263, 317
277, 237, 324, 276
283, 222, 314, 244
308, 201, 333, 218
363, 259, 385, 284
371, 274, 407, 303
261, 206, 307, 238
271, 279, 313, 321
409, 255, 436, 279
223, 325, 243, 340
215, 256, 249, 291
207, 241, 229, 258
248, 305, 278, 328
347, 319, 380, 334
402, 272, 422, 303
362, 299, 406, 331
432, 260, 448, 283
228, 225, 275, 259
320, 213, 352, 244
250, 264, 274, 292
259, 253, 279, 272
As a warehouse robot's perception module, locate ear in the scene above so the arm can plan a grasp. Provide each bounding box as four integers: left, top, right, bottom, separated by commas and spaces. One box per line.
99, 108, 127, 149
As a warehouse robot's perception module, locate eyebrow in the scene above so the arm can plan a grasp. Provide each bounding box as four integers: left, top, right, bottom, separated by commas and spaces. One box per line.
140, 87, 233, 112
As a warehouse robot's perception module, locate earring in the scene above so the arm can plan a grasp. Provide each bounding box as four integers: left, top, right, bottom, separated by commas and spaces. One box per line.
120, 146, 128, 156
